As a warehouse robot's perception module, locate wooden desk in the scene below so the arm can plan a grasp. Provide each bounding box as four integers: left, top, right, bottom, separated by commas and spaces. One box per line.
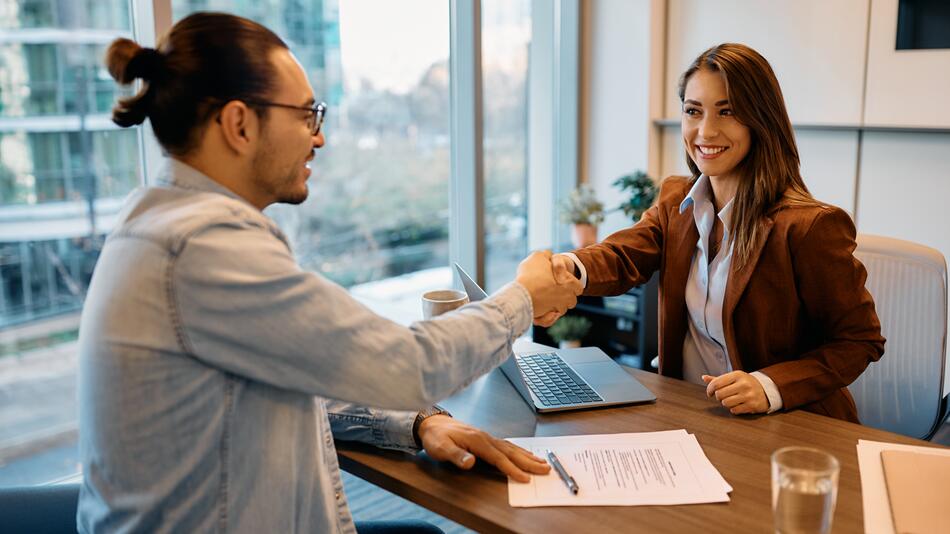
337, 346, 946, 533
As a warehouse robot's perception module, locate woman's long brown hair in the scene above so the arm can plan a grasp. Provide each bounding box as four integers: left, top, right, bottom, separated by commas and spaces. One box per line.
678, 43, 820, 268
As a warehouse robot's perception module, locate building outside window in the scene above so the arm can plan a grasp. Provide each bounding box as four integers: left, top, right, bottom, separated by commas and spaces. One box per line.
482, 0, 530, 292
175, 0, 453, 295
0, 0, 140, 486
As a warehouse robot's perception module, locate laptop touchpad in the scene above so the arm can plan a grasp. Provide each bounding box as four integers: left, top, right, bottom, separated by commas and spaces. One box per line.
575, 362, 635, 385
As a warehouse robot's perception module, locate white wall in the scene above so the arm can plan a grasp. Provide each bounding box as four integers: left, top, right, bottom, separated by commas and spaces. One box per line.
584, 0, 651, 238
858, 133, 950, 241
794, 130, 859, 215
664, 0, 870, 125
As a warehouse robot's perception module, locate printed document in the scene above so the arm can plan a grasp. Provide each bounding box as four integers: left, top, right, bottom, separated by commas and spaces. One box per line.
508, 430, 731, 507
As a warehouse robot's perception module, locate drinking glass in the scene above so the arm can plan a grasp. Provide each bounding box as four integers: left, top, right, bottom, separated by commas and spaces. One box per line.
771, 446, 840, 534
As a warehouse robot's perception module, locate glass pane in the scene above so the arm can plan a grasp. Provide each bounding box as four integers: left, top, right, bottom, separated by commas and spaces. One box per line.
1, 43, 133, 117
172, 1, 451, 309
0, 0, 139, 487
482, 0, 530, 292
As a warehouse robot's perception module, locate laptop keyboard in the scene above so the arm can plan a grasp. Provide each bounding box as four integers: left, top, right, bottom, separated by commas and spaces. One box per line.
517, 352, 603, 407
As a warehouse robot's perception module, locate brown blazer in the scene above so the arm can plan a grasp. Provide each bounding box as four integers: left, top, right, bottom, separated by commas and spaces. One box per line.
573, 177, 885, 423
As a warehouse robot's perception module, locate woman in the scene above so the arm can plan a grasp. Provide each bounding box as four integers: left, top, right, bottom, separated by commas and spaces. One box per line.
553, 43, 884, 423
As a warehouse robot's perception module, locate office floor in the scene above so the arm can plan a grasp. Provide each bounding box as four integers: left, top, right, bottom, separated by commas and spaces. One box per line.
343, 471, 473, 533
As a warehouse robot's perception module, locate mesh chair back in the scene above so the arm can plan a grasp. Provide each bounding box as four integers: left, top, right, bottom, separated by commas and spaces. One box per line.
850, 234, 947, 440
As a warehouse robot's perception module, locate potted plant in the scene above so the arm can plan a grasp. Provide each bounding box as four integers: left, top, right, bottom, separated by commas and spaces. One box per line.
559, 185, 605, 248
547, 315, 592, 349
613, 171, 658, 223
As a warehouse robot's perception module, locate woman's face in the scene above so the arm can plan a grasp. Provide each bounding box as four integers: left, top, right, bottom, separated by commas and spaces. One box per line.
681, 68, 751, 181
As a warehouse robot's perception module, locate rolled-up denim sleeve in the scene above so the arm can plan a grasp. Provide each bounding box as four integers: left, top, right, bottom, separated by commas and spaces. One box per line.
173, 222, 533, 411
325, 400, 419, 453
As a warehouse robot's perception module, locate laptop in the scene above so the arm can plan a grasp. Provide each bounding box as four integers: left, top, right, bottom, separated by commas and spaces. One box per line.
455, 263, 656, 413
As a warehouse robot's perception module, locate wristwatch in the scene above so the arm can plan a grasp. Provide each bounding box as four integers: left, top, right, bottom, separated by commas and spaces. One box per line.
412, 405, 451, 448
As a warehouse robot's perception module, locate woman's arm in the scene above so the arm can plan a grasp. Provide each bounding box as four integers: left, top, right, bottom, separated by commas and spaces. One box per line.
757, 207, 886, 410
572, 178, 687, 296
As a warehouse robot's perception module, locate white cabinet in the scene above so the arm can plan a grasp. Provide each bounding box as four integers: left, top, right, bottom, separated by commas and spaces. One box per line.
664, 0, 870, 125
864, 0, 950, 128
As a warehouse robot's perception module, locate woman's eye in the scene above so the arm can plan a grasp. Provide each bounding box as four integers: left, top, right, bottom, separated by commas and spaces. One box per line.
720, 109, 734, 116
684, 107, 700, 116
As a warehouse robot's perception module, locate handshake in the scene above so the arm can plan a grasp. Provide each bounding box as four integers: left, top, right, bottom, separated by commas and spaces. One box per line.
515, 251, 585, 327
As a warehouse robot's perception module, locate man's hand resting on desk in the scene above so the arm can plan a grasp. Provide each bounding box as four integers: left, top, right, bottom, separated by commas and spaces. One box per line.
416, 415, 550, 482
515, 251, 583, 327
702, 371, 769, 414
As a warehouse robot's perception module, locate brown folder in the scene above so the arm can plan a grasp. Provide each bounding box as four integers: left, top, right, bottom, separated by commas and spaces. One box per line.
880, 449, 950, 534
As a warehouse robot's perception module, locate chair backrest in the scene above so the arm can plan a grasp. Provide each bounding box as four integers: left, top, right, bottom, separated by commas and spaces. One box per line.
849, 234, 947, 440
0, 483, 79, 533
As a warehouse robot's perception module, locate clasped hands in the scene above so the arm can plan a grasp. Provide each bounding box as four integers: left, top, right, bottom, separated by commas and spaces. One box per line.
515, 251, 584, 326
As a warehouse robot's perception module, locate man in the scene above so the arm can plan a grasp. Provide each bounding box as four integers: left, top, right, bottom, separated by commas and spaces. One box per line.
79, 12, 581, 533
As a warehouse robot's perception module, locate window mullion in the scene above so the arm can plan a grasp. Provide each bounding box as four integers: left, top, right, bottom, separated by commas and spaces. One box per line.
448, 0, 485, 286
130, 0, 172, 185
527, 0, 580, 252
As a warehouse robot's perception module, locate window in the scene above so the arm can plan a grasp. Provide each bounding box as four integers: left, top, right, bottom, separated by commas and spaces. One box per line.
0, 0, 139, 486
481, 0, 530, 292
173, 0, 452, 293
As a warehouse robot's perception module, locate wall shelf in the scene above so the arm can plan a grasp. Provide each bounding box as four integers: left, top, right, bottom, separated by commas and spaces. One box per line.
653, 118, 950, 135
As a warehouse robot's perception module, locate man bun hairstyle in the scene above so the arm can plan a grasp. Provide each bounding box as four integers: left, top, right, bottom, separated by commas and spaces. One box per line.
105, 39, 164, 127
103, 12, 288, 156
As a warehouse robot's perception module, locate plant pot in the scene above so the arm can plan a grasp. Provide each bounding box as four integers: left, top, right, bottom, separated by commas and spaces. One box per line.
559, 339, 582, 349
571, 223, 598, 248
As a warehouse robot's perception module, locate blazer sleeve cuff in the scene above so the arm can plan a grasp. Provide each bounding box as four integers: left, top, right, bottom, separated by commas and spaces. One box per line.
751, 371, 784, 413
560, 252, 588, 289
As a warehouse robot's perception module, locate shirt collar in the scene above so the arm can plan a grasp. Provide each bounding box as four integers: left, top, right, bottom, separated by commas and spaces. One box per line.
679, 174, 735, 225
156, 158, 252, 206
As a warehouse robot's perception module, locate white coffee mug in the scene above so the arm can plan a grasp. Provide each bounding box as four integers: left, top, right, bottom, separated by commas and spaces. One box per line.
422, 289, 469, 319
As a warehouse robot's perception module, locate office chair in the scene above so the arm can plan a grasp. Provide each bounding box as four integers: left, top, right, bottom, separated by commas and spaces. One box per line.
849, 234, 948, 440
0, 483, 80, 533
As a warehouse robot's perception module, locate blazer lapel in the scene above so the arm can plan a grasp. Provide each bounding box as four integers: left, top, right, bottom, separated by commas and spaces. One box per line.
659, 204, 698, 377
669, 207, 699, 285
722, 216, 775, 370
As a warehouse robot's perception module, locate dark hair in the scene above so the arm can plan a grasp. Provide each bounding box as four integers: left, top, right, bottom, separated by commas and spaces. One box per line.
105, 12, 288, 156
678, 43, 819, 268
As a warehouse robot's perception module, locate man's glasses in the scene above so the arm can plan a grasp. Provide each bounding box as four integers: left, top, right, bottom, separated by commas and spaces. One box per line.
241, 99, 327, 136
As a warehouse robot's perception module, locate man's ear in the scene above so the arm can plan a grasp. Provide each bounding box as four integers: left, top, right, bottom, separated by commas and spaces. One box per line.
217, 100, 260, 155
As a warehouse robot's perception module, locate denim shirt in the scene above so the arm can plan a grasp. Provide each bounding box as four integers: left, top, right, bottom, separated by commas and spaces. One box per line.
76, 159, 533, 533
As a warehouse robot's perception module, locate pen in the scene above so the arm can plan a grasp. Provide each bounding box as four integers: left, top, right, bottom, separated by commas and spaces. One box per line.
546, 449, 579, 495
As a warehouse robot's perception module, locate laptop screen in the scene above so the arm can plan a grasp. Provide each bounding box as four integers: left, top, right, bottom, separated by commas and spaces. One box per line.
455, 263, 488, 302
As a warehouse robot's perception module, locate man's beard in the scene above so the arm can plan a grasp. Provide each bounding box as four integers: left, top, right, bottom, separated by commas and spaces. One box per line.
252, 141, 309, 206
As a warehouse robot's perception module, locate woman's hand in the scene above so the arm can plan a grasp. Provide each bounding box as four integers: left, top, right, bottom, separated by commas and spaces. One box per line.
702, 371, 770, 415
